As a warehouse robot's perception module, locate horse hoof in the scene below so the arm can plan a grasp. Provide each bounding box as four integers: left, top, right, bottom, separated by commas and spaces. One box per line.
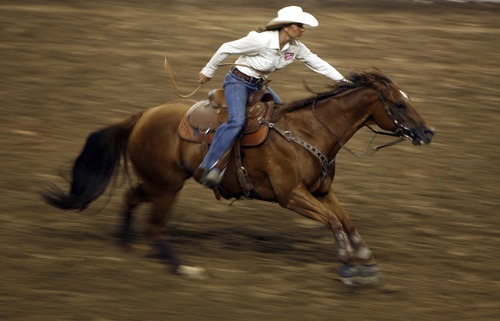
338, 264, 359, 286
176, 265, 209, 280
338, 264, 381, 286
359, 264, 380, 276
357, 264, 381, 285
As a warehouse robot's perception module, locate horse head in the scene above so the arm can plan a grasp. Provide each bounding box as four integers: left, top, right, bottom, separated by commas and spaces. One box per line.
358, 70, 435, 146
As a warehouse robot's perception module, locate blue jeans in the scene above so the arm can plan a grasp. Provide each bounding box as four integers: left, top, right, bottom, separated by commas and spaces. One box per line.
199, 71, 282, 170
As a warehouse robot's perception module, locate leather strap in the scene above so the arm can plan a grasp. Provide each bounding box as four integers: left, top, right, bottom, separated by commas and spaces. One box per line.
232, 68, 264, 85
259, 117, 335, 181
233, 140, 255, 197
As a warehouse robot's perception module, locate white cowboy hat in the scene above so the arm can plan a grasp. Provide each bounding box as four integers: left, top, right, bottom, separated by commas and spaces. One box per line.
266, 6, 319, 28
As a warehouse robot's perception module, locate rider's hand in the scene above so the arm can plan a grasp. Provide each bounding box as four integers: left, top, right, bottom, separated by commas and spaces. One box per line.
199, 73, 211, 84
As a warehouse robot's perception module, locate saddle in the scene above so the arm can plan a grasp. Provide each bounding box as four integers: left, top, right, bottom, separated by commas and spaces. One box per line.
178, 89, 275, 147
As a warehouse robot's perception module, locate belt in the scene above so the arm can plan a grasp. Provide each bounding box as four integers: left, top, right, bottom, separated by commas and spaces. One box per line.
232, 68, 264, 84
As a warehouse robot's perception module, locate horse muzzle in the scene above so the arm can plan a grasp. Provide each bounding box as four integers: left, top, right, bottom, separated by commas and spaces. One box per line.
410, 124, 435, 145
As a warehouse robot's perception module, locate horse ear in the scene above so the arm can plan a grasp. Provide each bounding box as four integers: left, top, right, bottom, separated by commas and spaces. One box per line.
347, 70, 360, 83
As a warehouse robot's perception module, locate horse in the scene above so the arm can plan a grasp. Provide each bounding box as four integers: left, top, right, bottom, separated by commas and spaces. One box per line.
42, 69, 434, 285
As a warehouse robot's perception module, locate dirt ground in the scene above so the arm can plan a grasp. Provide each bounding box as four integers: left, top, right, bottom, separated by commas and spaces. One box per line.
1, 1, 499, 320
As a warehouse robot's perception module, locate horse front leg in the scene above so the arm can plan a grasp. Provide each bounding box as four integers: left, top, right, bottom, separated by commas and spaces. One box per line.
283, 184, 379, 285
321, 188, 381, 284
282, 185, 357, 281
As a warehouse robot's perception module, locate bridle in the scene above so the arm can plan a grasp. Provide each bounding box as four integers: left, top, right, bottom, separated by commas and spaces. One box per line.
311, 80, 416, 158
375, 81, 420, 145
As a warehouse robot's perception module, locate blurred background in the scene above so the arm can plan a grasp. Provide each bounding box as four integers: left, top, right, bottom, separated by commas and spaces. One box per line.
1, 0, 499, 320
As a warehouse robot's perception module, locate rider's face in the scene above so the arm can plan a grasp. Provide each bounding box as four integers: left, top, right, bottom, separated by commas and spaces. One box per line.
287, 23, 305, 39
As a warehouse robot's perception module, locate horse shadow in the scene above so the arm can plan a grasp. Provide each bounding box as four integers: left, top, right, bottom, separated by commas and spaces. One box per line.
166, 225, 335, 264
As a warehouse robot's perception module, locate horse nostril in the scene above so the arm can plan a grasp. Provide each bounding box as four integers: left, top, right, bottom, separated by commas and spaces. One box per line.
415, 125, 435, 144
423, 129, 434, 143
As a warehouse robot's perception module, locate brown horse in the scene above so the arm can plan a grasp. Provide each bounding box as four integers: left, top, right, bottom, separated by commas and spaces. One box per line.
42, 69, 434, 285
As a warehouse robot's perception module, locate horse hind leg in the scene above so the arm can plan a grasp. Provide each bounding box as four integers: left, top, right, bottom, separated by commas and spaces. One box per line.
146, 189, 208, 280
117, 184, 148, 245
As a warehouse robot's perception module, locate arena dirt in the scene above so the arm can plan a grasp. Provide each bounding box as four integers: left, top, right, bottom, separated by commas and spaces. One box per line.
1, 1, 499, 320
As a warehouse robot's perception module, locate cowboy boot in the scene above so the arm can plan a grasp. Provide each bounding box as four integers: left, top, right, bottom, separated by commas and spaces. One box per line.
200, 147, 232, 188
202, 168, 225, 189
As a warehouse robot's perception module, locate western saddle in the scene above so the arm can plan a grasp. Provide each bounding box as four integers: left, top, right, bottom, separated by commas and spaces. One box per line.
178, 89, 275, 146
177, 89, 276, 197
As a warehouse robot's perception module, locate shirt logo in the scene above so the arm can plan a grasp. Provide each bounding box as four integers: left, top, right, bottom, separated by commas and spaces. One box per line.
284, 52, 294, 61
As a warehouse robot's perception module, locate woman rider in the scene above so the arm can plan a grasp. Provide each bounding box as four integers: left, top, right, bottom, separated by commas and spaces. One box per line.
197, 6, 347, 188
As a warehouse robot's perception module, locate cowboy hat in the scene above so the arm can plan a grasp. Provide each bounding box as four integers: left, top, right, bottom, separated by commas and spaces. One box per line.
266, 6, 319, 28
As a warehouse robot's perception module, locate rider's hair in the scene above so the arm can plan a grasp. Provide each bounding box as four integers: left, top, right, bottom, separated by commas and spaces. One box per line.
256, 24, 287, 33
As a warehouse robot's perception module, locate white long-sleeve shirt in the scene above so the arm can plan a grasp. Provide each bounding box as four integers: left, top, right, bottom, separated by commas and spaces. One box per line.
200, 30, 345, 81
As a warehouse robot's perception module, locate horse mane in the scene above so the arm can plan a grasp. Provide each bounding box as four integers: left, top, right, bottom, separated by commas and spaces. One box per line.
273, 69, 392, 118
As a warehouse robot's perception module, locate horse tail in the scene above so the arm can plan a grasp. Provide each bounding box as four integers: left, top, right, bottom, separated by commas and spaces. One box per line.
42, 112, 144, 211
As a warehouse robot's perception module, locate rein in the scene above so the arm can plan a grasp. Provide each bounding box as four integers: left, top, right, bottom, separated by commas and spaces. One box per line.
164, 57, 202, 98
366, 125, 404, 151
164, 57, 270, 98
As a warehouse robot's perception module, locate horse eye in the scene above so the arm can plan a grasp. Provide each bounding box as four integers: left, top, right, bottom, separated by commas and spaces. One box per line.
395, 102, 406, 110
